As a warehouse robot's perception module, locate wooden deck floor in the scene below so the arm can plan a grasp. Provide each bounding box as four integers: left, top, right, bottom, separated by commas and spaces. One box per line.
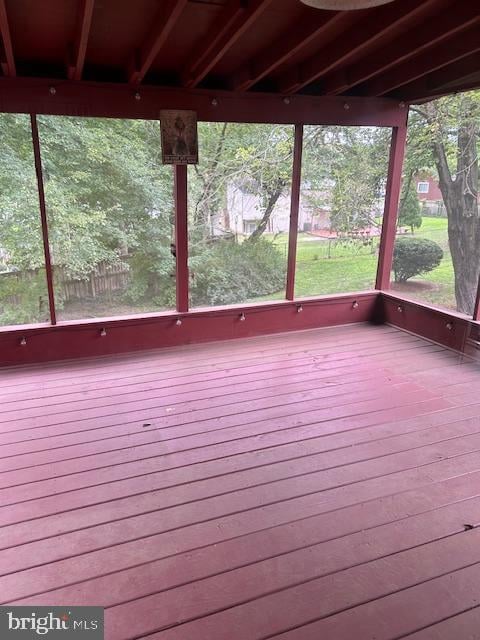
2, 323, 480, 639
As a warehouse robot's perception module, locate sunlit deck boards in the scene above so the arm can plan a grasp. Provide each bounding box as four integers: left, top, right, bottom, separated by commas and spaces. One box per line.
1, 323, 480, 639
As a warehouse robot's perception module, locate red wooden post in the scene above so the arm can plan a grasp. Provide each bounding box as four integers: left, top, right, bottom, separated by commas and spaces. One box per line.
375, 119, 408, 290
286, 124, 304, 301
174, 164, 189, 312
474, 275, 480, 321
30, 114, 57, 325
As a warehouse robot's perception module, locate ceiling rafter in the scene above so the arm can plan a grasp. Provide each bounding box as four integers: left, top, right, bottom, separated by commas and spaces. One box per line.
0, 0, 15, 77
322, 0, 465, 95
67, 0, 95, 81
231, 10, 349, 92
128, 0, 188, 85
366, 22, 480, 97
399, 52, 480, 103
182, 0, 274, 89
277, 0, 436, 95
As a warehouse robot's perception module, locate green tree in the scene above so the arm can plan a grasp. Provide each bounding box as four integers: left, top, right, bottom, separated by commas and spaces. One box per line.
398, 180, 422, 233
408, 91, 480, 315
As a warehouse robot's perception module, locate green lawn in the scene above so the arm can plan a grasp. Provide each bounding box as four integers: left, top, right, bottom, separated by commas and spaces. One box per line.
257, 217, 456, 310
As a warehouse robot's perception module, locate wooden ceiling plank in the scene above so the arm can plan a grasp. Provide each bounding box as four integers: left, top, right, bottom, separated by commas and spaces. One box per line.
332, 3, 478, 95
182, 0, 274, 89
368, 22, 480, 97
68, 0, 95, 81
278, 0, 435, 95
0, 0, 15, 77
232, 11, 348, 92
128, 0, 188, 85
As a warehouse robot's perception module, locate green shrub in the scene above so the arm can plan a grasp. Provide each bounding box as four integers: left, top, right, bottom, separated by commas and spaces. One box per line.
189, 237, 286, 306
393, 237, 443, 282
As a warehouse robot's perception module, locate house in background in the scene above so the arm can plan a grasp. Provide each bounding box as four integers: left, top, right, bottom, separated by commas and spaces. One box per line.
212, 183, 331, 237
414, 174, 446, 216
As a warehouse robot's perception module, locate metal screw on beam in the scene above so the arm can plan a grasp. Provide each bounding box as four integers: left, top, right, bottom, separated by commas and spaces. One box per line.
343, 102, 350, 110
297, 305, 303, 313
397, 306, 403, 313
134, 92, 141, 101
211, 98, 218, 107
239, 313, 246, 322
49, 86, 56, 95
100, 327, 107, 337
399, 101, 406, 109
20, 337, 27, 346
175, 318, 182, 326
446, 322, 453, 331
352, 300, 359, 309
283, 97, 291, 105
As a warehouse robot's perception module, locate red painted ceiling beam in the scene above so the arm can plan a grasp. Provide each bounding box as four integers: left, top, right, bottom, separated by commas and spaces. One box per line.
232, 11, 350, 92
322, 0, 472, 96
128, 0, 188, 85
67, 0, 95, 81
278, 0, 436, 95
182, 0, 274, 89
366, 22, 480, 97
399, 52, 480, 103
0, 0, 15, 77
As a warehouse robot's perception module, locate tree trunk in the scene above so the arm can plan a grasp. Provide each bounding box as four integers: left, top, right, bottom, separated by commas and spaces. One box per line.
248, 182, 284, 241
194, 123, 229, 235
430, 109, 480, 315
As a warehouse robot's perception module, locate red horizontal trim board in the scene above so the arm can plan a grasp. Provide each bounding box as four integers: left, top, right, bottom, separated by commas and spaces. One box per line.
0, 293, 377, 367
379, 292, 475, 353
0, 78, 406, 127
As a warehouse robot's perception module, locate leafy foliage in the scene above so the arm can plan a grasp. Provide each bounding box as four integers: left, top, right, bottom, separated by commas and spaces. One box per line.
190, 237, 286, 306
393, 237, 443, 283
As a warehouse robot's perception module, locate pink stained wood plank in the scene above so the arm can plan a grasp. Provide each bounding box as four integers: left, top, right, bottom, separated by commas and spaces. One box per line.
1, 337, 446, 401
5, 415, 480, 527
1, 342, 438, 422
4, 405, 480, 509
104, 526, 480, 639
0, 387, 445, 471
270, 568, 480, 640
1, 325, 480, 640
2, 447, 480, 578
5, 463, 480, 605
0, 339, 413, 410
0, 365, 406, 423
10, 494, 480, 609
0, 371, 417, 438
0, 378, 422, 455
0, 331, 435, 396
0, 322, 394, 383
0, 397, 450, 489
6, 426, 480, 543
401, 607, 480, 639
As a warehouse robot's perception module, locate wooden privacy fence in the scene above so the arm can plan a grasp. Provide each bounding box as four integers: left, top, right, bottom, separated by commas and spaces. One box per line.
0, 259, 131, 305
59, 260, 130, 300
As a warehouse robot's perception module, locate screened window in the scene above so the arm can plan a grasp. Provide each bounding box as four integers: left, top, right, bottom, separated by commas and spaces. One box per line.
0, 114, 50, 327
188, 122, 294, 307
37, 116, 175, 321
295, 125, 391, 298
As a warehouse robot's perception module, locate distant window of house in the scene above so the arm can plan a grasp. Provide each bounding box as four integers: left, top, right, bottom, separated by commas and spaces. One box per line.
417, 182, 429, 194
243, 221, 258, 235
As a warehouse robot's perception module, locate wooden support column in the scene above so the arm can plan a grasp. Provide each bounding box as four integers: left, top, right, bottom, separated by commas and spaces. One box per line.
286, 124, 304, 301
174, 164, 189, 313
30, 114, 57, 325
375, 120, 408, 290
